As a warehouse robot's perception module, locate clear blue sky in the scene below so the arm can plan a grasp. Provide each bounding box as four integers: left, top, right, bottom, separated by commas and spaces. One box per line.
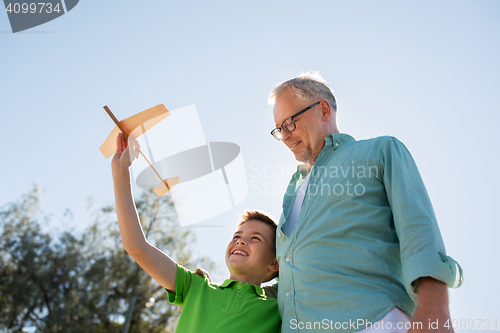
1, 0, 499, 324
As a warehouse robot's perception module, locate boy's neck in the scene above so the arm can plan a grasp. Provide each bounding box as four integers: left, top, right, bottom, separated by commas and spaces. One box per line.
228, 273, 262, 286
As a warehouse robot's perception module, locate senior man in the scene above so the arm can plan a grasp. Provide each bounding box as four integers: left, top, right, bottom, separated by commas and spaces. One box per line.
269, 72, 462, 333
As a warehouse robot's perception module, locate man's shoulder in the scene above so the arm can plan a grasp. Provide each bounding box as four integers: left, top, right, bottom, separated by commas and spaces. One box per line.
323, 135, 409, 165
332, 135, 397, 155
356, 135, 401, 147
348, 135, 408, 154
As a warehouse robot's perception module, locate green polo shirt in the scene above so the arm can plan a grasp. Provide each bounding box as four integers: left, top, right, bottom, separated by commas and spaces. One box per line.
166, 264, 281, 333
276, 133, 463, 333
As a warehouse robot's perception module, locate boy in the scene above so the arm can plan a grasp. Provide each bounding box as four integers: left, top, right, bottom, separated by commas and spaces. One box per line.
111, 133, 281, 332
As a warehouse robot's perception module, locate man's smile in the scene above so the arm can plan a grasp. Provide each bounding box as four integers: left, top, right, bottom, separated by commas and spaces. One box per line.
290, 141, 302, 150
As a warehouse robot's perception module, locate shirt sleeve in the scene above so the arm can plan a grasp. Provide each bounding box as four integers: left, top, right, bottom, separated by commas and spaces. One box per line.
165, 263, 192, 306
381, 137, 463, 301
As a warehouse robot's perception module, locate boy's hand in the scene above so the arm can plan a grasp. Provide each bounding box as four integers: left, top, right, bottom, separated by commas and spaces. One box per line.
111, 133, 140, 172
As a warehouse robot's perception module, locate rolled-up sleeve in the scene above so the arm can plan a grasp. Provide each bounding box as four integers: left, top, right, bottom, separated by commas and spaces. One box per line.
165, 263, 191, 306
381, 137, 463, 300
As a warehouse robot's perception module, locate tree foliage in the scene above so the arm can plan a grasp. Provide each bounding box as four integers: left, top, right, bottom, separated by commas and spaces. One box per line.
0, 187, 215, 332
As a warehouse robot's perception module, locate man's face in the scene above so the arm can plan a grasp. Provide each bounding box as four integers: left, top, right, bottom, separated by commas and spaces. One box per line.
225, 220, 276, 281
273, 88, 326, 164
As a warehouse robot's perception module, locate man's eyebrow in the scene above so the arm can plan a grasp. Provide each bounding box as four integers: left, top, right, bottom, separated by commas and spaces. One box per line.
274, 107, 290, 127
275, 116, 287, 128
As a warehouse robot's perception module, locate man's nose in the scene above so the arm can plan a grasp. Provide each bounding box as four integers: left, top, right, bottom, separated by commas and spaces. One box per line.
281, 130, 291, 142
236, 238, 246, 245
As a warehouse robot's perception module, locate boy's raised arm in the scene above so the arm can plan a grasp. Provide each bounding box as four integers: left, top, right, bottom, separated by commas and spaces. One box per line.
111, 133, 177, 292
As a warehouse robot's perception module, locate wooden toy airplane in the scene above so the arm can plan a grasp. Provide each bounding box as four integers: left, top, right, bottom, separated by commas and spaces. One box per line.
100, 104, 180, 196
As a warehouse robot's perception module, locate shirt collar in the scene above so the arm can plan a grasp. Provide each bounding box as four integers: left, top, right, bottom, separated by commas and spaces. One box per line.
324, 132, 356, 149
219, 279, 265, 297
295, 133, 356, 175
297, 163, 312, 176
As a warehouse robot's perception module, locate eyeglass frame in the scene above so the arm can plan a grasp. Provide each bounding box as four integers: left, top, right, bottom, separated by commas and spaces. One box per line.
270, 101, 321, 140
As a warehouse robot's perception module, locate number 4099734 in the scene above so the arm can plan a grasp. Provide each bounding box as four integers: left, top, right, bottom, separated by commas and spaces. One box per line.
5, 3, 62, 14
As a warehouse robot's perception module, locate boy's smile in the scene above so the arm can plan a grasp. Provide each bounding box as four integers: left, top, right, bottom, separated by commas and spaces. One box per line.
231, 248, 249, 256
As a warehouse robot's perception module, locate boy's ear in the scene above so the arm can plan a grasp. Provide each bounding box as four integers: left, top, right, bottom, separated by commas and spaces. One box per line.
268, 259, 279, 272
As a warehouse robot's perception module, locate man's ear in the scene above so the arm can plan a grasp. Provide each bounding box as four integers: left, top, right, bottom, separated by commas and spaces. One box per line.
319, 99, 332, 121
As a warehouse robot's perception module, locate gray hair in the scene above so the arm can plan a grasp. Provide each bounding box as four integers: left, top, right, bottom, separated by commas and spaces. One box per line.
268, 71, 337, 112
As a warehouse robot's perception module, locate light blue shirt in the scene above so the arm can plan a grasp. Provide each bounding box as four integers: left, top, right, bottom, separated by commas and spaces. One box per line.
276, 133, 463, 333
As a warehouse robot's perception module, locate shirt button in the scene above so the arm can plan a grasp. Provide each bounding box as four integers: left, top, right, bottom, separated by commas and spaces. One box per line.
237, 286, 241, 289
286, 292, 291, 297
278, 232, 281, 237
285, 257, 290, 262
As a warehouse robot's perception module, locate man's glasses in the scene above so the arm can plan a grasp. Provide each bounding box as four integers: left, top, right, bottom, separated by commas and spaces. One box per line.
271, 101, 320, 140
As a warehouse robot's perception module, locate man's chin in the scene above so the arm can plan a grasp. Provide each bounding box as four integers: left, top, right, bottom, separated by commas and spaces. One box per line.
293, 153, 302, 163
294, 152, 310, 164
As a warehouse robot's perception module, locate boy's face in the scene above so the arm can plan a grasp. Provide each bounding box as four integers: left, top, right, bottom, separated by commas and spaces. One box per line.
225, 220, 277, 282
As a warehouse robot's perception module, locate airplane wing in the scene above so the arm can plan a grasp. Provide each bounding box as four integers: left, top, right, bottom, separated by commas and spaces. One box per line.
99, 104, 170, 158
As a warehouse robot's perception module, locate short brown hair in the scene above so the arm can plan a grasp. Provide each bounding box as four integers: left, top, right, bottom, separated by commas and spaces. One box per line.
237, 210, 277, 232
